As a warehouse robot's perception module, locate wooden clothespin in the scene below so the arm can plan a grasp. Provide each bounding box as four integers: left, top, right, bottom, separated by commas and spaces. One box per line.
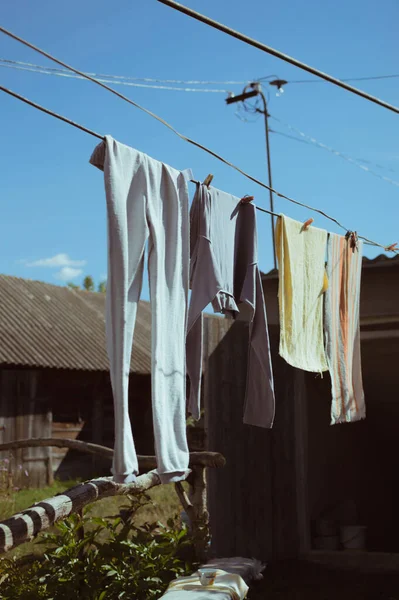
386, 242, 398, 252
345, 230, 359, 252
203, 174, 213, 187
241, 195, 254, 204
301, 218, 314, 232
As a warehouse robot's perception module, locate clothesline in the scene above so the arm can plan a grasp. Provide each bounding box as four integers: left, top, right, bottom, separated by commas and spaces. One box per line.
0, 84, 104, 140
190, 179, 280, 218
0, 83, 394, 253
0, 26, 396, 254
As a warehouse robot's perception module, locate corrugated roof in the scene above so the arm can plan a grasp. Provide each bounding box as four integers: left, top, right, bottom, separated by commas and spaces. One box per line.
362, 253, 399, 269
262, 253, 399, 279
0, 275, 151, 373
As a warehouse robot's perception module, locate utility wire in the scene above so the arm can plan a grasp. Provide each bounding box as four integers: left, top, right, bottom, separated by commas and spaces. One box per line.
290, 74, 399, 84
156, 0, 399, 115
270, 117, 399, 188
0, 60, 230, 93
3, 58, 399, 89
0, 28, 396, 253
0, 58, 249, 85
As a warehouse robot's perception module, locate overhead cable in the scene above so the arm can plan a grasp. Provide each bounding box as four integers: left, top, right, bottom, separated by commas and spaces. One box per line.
0, 60, 229, 93
270, 117, 399, 188
290, 74, 399, 84
156, 0, 399, 115
3, 58, 399, 90
0, 58, 248, 85
0, 27, 396, 253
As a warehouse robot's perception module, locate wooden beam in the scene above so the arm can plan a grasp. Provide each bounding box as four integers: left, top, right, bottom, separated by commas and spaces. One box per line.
0, 438, 225, 469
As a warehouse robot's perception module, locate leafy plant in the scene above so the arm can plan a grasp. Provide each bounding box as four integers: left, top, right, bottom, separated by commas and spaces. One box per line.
0, 492, 197, 600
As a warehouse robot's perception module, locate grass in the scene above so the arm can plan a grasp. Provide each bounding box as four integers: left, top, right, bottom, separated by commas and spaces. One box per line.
0, 479, 82, 521
0, 478, 183, 560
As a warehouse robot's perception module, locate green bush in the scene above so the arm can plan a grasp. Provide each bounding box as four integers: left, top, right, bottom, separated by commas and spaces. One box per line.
0, 493, 197, 600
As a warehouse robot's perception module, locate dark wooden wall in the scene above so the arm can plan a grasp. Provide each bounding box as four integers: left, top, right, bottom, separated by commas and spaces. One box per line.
204, 316, 309, 561
306, 336, 399, 552
0, 367, 153, 487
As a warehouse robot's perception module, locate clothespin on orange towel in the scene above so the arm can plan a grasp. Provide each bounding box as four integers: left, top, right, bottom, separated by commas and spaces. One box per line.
345, 230, 359, 253
386, 242, 398, 252
203, 174, 213, 187
301, 218, 314, 232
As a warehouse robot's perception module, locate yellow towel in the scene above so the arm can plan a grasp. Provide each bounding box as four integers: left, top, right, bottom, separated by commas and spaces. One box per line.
164, 569, 248, 599
275, 214, 328, 373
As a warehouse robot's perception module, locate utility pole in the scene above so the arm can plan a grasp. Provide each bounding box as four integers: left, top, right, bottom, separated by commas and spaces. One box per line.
226, 81, 283, 270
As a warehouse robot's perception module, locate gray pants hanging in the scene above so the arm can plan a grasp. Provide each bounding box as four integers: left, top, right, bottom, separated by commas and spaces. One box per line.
90, 136, 190, 484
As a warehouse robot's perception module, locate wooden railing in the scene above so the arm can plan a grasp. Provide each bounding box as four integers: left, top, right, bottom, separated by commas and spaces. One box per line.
0, 438, 225, 560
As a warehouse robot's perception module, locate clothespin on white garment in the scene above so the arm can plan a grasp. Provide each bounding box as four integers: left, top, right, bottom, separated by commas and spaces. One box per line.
203, 174, 214, 187
240, 195, 254, 204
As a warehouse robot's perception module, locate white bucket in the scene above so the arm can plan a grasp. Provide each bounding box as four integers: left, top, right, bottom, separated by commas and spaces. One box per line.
340, 525, 367, 550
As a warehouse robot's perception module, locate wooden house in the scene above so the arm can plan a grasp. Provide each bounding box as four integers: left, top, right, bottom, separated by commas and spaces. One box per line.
205, 254, 399, 559
0, 275, 153, 486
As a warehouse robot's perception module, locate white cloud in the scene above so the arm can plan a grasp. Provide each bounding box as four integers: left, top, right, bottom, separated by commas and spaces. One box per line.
26, 254, 86, 268
55, 267, 83, 281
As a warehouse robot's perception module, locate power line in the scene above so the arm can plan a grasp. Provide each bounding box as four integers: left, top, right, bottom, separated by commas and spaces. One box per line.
270, 117, 399, 188
290, 74, 399, 84
3, 58, 399, 91
0, 28, 396, 254
0, 60, 230, 93
156, 0, 399, 115
0, 58, 249, 85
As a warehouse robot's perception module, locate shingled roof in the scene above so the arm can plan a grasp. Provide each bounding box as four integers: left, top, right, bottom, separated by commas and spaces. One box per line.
0, 275, 151, 373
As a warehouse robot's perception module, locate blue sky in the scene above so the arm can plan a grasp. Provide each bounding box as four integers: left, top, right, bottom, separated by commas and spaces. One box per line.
0, 0, 398, 297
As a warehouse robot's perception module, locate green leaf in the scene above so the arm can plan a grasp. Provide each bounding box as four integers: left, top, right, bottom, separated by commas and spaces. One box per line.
106, 569, 118, 577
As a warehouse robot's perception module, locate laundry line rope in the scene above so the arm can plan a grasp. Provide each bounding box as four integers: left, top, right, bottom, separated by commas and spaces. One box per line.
0, 30, 396, 254
0, 84, 104, 140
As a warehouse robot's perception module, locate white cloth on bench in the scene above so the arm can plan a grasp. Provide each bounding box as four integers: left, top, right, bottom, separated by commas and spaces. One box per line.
163, 569, 248, 599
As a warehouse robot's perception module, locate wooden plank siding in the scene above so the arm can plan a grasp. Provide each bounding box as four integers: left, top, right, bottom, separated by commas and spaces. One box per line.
204, 315, 309, 561
0, 369, 51, 487
0, 367, 154, 486
204, 316, 274, 559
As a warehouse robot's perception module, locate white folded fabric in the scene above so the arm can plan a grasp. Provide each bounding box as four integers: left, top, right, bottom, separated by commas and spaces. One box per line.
162, 569, 248, 599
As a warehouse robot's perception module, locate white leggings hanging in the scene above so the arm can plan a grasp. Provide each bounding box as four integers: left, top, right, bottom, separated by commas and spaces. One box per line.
90, 136, 191, 484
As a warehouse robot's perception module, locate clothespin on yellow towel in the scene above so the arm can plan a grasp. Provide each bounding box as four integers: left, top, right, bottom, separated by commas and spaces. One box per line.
301, 218, 328, 293
302, 217, 314, 232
